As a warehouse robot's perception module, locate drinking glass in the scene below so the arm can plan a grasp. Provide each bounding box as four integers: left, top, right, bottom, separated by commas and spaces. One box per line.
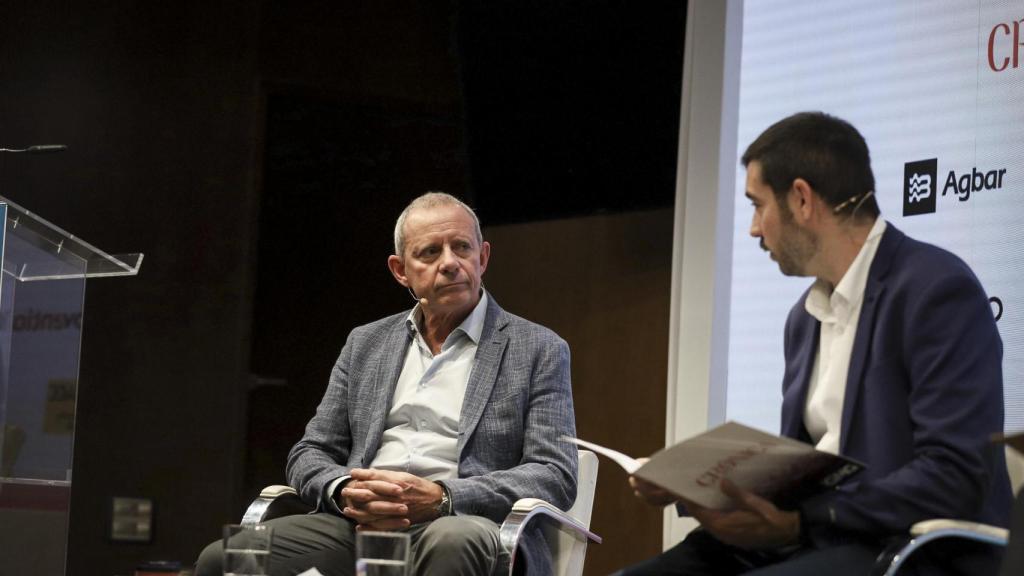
355, 531, 410, 576
222, 524, 273, 576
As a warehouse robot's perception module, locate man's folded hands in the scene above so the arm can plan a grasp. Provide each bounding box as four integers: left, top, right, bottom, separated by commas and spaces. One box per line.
339, 468, 445, 530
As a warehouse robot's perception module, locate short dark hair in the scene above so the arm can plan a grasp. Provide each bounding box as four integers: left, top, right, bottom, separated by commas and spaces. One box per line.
741, 112, 879, 220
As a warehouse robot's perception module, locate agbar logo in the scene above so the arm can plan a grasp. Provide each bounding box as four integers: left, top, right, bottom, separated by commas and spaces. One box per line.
907, 173, 932, 204
903, 158, 1009, 216
988, 17, 1024, 72
903, 159, 937, 216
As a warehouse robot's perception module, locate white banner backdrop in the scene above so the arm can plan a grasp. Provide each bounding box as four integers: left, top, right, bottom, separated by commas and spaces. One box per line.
724, 0, 1024, 433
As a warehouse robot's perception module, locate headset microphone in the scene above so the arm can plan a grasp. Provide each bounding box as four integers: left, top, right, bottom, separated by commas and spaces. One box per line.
407, 286, 429, 307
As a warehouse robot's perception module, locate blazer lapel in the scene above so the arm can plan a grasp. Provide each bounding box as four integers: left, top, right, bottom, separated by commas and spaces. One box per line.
839, 223, 902, 453
361, 319, 411, 464
457, 297, 509, 459
840, 278, 883, 453
782, 316, 819, 440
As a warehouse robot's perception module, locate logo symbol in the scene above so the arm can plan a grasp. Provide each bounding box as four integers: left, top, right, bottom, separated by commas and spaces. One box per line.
907, 173, 932, 203
903, 159, 938, 216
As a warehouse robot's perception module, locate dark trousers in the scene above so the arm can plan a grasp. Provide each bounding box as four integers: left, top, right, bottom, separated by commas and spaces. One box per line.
611, 528, 1003, 576
612, 530, 881, 576
999, 487, 1024, 576
195, 513, 507, 576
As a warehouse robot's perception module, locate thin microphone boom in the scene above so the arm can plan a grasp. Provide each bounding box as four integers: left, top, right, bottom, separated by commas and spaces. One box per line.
407, 286, 428, 307
0, 144, 68, 154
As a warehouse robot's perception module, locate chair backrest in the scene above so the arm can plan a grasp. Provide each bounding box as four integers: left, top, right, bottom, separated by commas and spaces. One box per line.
1007, 446, 1024, 496
552, 449, 599, 576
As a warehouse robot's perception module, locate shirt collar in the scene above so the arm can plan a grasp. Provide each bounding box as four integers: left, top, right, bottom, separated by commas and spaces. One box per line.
459, 290, 489, 344
405, 290, 489, 346
805, 218, 887, 323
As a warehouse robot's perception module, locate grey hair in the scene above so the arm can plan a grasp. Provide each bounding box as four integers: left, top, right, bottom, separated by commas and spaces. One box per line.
393, 192, 483, 258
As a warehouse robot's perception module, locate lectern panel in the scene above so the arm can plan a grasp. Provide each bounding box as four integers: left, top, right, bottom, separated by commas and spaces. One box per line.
0, 202, 90, 576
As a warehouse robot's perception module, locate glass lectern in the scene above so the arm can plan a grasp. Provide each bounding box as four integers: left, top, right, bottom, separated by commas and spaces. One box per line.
0, 195, 142, 575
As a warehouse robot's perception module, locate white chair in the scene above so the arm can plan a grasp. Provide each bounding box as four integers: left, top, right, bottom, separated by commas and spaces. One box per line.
241, 449, 602, 576
498, 449, 602, 576
871, 446, 1024, 576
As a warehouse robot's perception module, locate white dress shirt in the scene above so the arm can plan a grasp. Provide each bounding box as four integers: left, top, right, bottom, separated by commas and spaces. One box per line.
368, 291, 489, 480
803, 218, 886, 454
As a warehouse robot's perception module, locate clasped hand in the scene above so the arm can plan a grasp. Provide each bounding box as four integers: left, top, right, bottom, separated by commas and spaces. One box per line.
630, 462, 800, 550
338, 468, 443, 531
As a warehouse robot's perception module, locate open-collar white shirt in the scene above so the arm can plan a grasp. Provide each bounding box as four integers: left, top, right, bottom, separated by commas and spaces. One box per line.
803, 218, 886, 454
368, 291, 489, 480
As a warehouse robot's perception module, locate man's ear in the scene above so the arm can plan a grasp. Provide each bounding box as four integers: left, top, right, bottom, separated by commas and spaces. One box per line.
387, 255, 408, 287
479, 241, 491, 276
789, 178, 816, 221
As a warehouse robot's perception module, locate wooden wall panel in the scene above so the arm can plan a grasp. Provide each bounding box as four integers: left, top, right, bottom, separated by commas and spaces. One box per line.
482, 208, 673, 574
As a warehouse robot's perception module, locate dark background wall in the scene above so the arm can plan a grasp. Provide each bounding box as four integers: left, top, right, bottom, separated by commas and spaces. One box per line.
0, 1, 684, 574
0, 2, 264, 575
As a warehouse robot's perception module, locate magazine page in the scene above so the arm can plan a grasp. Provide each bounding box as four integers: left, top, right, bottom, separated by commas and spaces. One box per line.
567, 421, 863, 510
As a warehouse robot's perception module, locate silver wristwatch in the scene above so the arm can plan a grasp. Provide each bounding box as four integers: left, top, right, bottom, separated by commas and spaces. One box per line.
434, 483, 452, 517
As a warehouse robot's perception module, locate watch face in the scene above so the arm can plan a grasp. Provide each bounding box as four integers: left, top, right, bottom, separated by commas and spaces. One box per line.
435, 486, 451, 516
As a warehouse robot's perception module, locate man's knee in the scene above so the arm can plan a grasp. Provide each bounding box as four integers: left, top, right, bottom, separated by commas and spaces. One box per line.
194, 539, 223, 576
415, 516, 503, 575
422, 515, 499, 551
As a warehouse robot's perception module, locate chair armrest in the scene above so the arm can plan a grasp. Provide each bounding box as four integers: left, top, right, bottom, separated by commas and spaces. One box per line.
502, 498, 602, 547
872, 518, 1009, 576
499, 497, 602, 575
240, 484, 314, 526
909, 519, 1008, 541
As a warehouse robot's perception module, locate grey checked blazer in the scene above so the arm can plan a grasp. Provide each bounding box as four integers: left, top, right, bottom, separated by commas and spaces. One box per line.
286, 293, 578, 572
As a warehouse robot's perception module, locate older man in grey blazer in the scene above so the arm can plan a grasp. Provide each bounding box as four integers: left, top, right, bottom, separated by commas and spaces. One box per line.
196, 192, 578, 576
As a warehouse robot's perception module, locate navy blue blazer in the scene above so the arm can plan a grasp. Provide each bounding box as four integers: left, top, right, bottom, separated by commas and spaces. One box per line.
781, 223, 1012, 545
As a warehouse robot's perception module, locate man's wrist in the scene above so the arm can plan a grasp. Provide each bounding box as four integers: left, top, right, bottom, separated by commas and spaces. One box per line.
433, 482, 453, 517
786, 510, 801, 545
795, 508, 809, 546
331, 477, 352, 509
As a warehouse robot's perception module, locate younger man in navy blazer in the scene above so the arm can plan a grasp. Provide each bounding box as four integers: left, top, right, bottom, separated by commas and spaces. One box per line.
618, 112, 1011, 576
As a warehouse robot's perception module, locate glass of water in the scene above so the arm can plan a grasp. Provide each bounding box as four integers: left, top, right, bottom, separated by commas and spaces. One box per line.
355, 531, 410, 576
223, 523, 273, 576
